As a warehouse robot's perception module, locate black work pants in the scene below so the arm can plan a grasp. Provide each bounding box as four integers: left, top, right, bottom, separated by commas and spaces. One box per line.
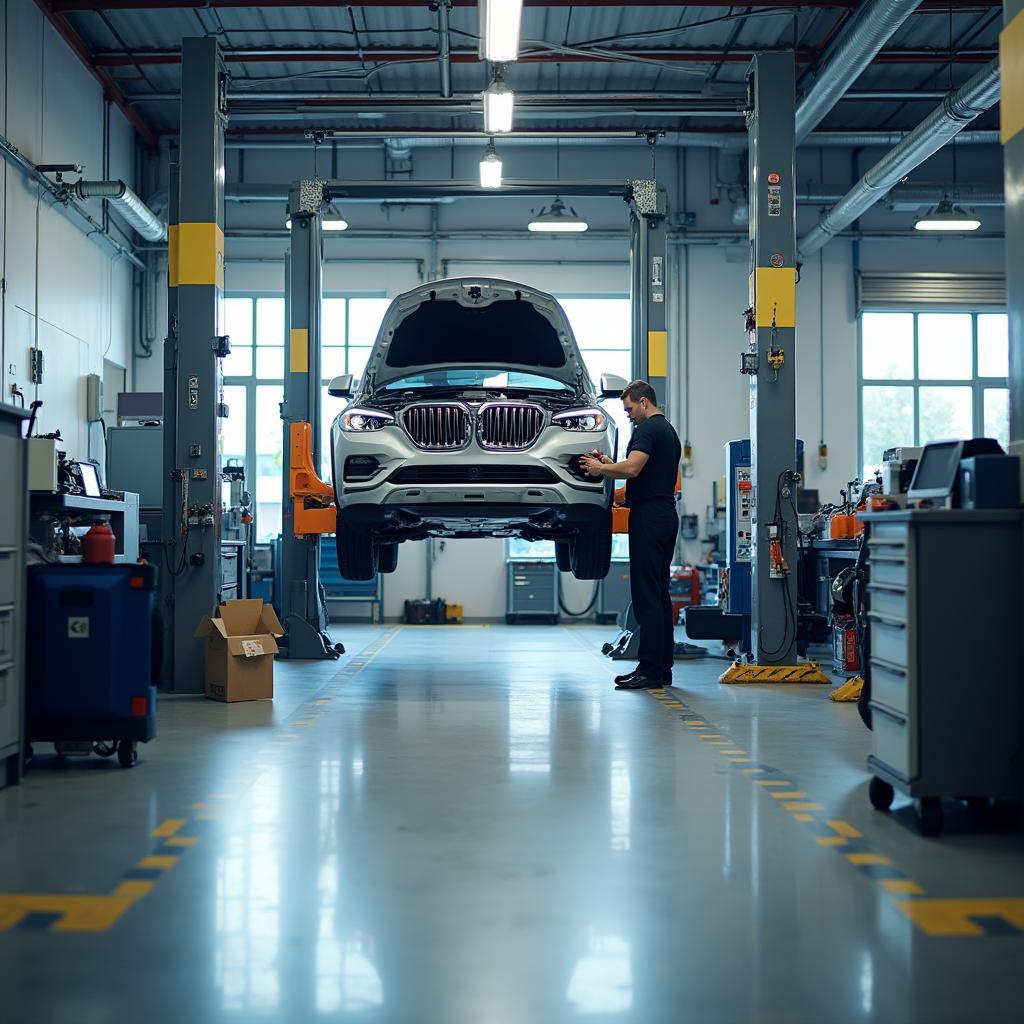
627, 500, 679, 678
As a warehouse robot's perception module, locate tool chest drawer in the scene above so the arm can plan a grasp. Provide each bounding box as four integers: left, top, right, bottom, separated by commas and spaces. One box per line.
869, 613, 909, 668
870, 658, 911, 716
869, 554, 907, 587
866, 584, 907, 622
871, 702, 916, 779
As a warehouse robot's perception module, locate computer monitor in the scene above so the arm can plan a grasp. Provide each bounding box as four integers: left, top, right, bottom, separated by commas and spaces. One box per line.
908, 438, 1005, 505
117, 391, 163, 422
78, 461, 101, 497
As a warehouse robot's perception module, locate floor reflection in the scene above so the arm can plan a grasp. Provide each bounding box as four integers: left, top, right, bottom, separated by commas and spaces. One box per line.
566, 930, 633, 1015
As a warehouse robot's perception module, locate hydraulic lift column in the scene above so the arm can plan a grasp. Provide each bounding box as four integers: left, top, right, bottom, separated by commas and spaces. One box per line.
281, 181, 339, 660
160, 37, 227, 692
745, 52, 800, 668
627, 180, 668, 415
1004, 2, 1024, 465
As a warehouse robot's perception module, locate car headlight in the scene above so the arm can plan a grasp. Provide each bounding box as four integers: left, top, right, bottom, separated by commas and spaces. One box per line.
340, 407, 394, 432
553, 408, 607, 432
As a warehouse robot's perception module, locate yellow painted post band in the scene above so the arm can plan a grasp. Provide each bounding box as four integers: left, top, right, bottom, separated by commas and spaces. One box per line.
290, 328, 309, 373
754, 267, 796, 328
647, 330, 668, 377
1001, 10, 1024, 145
167, 224, 179, 288
175, 222, 224, 289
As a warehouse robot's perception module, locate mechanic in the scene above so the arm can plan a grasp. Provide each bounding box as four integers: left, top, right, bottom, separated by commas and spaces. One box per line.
580, 380, 681, 690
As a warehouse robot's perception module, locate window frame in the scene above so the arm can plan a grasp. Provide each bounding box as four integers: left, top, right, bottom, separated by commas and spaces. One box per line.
858, 308, 1009, 473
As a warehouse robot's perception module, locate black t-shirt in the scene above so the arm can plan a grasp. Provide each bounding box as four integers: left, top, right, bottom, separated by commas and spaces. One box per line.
625, 414, 681, 505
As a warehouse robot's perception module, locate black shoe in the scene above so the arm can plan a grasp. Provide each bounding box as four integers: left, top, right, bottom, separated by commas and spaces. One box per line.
615, 671, 665, 690
614, 668, 640, 685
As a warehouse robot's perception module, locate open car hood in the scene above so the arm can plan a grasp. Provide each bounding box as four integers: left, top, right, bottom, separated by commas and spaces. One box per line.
362, 278, 592, 393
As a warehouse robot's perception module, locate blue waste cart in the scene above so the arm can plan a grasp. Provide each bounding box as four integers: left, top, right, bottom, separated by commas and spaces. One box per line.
26, 563, 158, 767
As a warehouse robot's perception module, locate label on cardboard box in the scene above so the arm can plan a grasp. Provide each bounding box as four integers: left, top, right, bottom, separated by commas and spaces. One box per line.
241, 639, 264, 658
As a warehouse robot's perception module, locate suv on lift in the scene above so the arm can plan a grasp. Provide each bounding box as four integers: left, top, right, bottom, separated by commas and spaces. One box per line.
328, 278, 622, 581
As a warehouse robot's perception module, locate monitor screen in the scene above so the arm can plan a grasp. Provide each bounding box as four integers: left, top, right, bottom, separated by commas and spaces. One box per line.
908, 441, 961, 498
117, 391, 163, 420
79, 462, 101, 497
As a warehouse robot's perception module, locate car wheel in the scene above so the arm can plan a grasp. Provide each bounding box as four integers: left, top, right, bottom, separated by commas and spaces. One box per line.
336, 516, 378, 580
555, 540, 572, 573
569, 515, 612, 580
378, 542, 399, 574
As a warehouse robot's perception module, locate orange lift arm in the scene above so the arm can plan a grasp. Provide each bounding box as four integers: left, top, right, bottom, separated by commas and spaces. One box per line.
289, 421, 337, 536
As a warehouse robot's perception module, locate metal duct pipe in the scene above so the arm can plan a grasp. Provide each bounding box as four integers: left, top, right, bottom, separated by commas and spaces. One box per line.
437, 0, 452, 99
799, 59, 1000, 256
74, 179, 167, 241
795, 0, 923, 143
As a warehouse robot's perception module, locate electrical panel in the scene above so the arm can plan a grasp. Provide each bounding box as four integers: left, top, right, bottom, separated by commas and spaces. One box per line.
734, 465, 752, 563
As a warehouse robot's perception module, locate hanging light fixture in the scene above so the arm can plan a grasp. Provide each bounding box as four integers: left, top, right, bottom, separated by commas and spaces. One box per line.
286, 209, 348, 232
527, 196, 588, 233
478, 0, 523, 63
483, 64, 514, 134
914, 198, 980, 232
479, 141, 503, 189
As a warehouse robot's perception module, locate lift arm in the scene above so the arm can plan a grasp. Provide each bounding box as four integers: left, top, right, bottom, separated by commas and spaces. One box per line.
289, 421, 337, 536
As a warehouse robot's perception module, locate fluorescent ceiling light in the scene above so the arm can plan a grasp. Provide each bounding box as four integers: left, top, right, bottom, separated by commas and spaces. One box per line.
286, 215, 348, 231
914, 199, 980, 232
479, 0, 523, 62
527, 196, 588, 233
483, 69, 514, 134
480, 142, 503, 189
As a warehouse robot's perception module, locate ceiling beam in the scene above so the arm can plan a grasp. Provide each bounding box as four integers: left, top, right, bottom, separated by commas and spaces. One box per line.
93, 46, 997, 68
48, 0, 999, 10
32, 0, 156, 146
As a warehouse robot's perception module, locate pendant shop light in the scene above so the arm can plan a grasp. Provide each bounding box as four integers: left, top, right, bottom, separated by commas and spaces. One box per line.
479, 0, 523, 63
479, 141, 503, 189
483, 65, 514, 134
913, 198, 981, 232
527, 196, 588, 233
286, 215, 349, 231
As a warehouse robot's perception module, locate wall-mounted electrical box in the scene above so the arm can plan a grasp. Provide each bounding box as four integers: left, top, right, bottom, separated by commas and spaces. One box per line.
86, 373, 103, 422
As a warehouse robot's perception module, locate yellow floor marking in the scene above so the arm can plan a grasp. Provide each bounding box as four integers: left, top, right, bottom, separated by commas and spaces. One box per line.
293, 720, 315, 726
663, 702, 683, 709
846, 853, 893, 867
743, 768, 766, 774
770, 791, 809, 800
893, 899, 1024, 937
703, 740, 732, 746
315, 699, 330, 705
755, 780, 792, 787
783, 802, 824, 811
187, 803, 216, 810
685, 723, 706, 728
164, 836, 199, 848
278, 733, 300, 739
827, 820, 863, 839
815, 836, 848, 847
881, 879, 924, 896
150, 819, 185, 838
729, 758, 753, 763
792, 813, 815, 822
0, 891, 145, 933
700, 735, 727, 740
719, 749, 746, 755
136, 855, 179, 870
113, 881, 155, 899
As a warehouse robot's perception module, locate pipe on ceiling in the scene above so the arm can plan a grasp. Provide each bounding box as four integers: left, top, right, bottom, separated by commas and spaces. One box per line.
799, 59, 999, 256
74, 180, 167, 241
437, 0, 453, 99
794, 0, 923, 143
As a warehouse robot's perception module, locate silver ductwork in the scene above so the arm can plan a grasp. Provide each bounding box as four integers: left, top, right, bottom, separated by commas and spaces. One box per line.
795, 0, 923, 143
74, 179, 167, 242
798, 60, 1000, 257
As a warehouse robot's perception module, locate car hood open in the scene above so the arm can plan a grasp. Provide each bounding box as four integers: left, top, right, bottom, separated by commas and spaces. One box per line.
362, 278, 592, 392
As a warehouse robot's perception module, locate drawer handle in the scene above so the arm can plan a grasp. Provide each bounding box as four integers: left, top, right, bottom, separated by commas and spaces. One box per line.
868, 611, 907, 629
870, 657, 907, 678
870, 702, 908, 726
865, 583, 906, 595
869, 555, 906, 566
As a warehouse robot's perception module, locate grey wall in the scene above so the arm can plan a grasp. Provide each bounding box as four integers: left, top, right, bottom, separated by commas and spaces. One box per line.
0, 0, 138, 467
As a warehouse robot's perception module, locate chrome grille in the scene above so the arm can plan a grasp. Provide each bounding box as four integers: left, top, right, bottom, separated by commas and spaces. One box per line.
402, 403, 470, 450
477, 403, 545, 451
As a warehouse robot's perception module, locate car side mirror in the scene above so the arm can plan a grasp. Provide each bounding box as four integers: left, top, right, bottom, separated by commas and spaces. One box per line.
599, 373, 628, 400
327, 374, 354, 398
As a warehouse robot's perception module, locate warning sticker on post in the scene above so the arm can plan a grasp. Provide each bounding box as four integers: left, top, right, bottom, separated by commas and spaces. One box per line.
241, 639, 265, 658
767, 185, 782, 217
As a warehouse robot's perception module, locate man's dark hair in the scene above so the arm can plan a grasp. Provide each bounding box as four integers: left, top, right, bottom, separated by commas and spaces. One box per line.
621, 380, 657, 405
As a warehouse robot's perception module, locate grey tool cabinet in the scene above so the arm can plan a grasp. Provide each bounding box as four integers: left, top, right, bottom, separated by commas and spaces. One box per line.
861, 509, 1024, 836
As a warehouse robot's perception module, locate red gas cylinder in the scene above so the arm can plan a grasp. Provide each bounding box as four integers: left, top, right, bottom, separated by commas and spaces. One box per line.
82, 521, 116, 564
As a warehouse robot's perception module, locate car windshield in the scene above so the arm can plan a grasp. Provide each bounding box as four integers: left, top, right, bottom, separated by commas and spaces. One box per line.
381, 369, 574, 392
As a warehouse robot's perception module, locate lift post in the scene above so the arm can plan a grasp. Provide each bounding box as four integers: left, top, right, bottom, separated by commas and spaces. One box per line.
159, 37, 228, 692
720, 51, 827, 684
280, 182, 341, 660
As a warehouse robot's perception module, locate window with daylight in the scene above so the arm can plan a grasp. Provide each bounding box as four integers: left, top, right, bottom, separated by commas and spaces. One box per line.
860, 311, 1009, 479
221, 294, 389, 542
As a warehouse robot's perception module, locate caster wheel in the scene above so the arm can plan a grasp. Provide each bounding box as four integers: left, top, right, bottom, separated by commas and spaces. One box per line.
116, 740, 138, 769
915, 797, 943, 837
868, 776, 895, 812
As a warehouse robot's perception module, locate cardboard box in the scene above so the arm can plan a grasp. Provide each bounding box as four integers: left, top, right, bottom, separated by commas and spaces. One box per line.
194, 599, 284, 702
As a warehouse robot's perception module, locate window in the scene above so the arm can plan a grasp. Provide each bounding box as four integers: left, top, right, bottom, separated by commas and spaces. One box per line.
222, 294, 389, 542
860, 311, 1009, 478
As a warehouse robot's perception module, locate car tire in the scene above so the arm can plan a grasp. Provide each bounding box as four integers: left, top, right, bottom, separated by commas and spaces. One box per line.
336, 517, 378, 580
555, 540, 572, 573
569, 515, 612, 580
378, 542, 399, 574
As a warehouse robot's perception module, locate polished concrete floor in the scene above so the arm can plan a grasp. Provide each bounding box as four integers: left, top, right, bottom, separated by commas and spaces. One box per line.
1, 624, 1022, 1023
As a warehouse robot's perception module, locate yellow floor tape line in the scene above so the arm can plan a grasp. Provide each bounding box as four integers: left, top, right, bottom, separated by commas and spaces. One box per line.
719, 661, 831, 684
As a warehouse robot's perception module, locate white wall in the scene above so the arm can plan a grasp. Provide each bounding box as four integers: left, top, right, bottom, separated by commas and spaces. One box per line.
0, 0, 138, 466
151, 133, 1003, 619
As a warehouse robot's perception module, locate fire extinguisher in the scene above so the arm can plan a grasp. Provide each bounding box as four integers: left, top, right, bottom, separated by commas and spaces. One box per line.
82, 521, 116, 564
